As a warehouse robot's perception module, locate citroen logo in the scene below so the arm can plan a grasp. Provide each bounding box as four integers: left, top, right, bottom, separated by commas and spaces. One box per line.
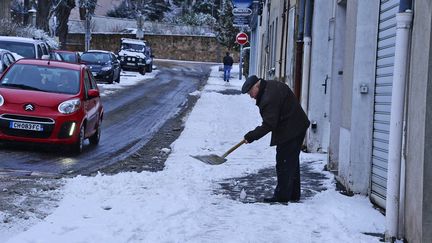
24, 104, 34, 111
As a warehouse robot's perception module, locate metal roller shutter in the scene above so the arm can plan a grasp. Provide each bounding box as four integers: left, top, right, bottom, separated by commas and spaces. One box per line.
371, 0, 399, 209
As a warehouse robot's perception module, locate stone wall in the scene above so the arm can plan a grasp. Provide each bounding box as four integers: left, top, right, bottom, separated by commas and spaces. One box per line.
66, 33, 238, 63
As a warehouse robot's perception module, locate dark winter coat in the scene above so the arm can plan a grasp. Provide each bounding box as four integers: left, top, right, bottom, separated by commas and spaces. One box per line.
244, 80, 310, 146
223, 55, 234, 66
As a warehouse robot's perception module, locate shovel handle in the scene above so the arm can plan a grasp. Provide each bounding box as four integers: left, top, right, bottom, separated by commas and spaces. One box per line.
221, 140, 246, 158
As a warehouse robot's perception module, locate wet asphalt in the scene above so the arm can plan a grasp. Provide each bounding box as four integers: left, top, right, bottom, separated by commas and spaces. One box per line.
0, 60, 212, 176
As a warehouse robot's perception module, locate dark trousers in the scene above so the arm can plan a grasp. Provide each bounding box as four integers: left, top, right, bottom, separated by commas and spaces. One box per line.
274, 131, 306, 201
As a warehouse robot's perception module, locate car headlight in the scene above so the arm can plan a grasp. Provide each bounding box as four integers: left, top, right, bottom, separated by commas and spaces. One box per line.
101, 66, 112, 71
58, 98, 81, 114
0, 94, 4, 106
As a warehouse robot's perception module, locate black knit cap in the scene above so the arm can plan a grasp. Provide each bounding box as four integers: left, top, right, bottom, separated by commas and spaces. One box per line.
241, 75, 260, 94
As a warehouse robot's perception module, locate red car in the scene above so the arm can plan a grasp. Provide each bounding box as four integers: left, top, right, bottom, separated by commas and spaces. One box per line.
0, 59, 104, 153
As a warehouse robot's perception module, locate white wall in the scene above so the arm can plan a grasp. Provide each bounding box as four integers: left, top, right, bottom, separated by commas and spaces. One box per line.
346, 0, 379, 194
337, 0, 380, 194
307, 0, 333, 152
328, 2, 346, 169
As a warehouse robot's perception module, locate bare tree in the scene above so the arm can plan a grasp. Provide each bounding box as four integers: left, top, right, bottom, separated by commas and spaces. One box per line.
36, 0, 51, 31
56, 0, 75, 49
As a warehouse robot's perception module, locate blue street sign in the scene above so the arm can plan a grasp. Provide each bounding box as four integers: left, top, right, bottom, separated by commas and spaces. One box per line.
231, 0, 253, 8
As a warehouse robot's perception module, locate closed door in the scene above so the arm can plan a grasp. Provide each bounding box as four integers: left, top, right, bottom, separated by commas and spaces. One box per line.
370, 0, 399, 209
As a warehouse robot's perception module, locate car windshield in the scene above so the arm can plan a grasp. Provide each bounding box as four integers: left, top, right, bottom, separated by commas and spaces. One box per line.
0, 64, 80, 94
0, 41, 35, 58
58, 52, 78, 63
121, 43, 145, 52
80, 52, 110, 64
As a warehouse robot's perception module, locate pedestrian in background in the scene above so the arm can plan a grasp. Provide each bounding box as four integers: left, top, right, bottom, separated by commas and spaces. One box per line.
241, 75, 310, 203
223, 52, 234, 82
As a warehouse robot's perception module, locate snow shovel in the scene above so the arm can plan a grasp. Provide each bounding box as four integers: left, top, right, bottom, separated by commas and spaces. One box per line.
191, 140, 246, 165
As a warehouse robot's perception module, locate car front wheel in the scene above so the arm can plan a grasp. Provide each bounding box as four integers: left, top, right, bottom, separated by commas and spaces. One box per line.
146, 63, 152, 73
72, 125, 85, 154
139, 67, 146, 75
115, 72, 120, 83
89, 124, 101, 145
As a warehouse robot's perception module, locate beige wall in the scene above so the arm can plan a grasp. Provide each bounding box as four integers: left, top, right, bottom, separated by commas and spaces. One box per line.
66, 33, 238, 63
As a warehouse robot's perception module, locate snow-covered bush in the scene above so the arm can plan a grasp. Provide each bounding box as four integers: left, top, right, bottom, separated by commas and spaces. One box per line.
172, 12, 216, 26
0, 18, 21, 36
0, 18, 59, 49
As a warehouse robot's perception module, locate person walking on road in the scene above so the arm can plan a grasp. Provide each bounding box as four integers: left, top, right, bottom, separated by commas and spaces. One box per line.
223, 52, 234, 82
241, 75, 310, 203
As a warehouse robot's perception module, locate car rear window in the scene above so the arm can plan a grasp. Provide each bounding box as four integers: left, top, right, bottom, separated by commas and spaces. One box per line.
0, 64, 80, 95
0, 41, 35, 58
80, 52, 110, 64
58, 52, 78, 63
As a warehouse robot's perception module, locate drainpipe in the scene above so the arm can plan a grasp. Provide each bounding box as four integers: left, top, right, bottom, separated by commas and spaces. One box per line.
300, 0, 313, 112
278, 0, 288, 80
293, 0, 305, 99
385, 0, 412, 241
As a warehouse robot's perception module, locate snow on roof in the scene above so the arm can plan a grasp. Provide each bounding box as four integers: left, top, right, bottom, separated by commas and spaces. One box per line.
121, 38, 146, 45
85, 50, 113, 54
0, 36, 44, 44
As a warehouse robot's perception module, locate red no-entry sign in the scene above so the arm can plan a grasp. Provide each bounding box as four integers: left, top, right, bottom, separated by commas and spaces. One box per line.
236, 32, 248, 45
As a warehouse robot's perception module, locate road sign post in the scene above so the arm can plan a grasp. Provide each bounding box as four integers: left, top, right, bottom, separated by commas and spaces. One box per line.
239, 44, 243, 80
236, 32, 249, 80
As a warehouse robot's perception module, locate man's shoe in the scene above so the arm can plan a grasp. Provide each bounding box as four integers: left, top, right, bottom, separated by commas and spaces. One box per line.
263, 196, 288, 203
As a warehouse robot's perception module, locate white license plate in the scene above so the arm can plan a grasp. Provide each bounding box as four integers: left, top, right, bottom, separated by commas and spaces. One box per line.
126, 62, 136, 66
10, 121, 43, 131
92, 72, 98, 76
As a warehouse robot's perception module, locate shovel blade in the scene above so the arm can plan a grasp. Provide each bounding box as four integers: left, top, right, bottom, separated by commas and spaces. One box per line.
190, 154, 227, 165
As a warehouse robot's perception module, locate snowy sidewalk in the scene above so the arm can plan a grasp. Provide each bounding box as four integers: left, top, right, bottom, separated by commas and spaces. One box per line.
4, 64, 385, 243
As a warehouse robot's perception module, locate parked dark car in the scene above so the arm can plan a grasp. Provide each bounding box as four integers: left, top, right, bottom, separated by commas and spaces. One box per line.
0, 49, 16, 75
80, 50, 121, 84
53, 50, 81, 63
0, 59, 104, 153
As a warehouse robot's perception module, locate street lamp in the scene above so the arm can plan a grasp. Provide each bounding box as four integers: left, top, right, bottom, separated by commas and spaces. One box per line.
28, 7, 36, 27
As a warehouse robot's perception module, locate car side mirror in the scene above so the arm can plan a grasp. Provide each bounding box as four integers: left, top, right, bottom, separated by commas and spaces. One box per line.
150, 54, 155, 58
87, 89, 100, 98
41, 54, 50, 60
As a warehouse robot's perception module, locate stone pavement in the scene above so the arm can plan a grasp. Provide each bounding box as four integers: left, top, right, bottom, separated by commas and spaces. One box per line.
214, 159, 331, 204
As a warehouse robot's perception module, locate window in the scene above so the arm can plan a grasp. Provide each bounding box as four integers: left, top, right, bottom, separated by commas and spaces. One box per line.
84, 70, 92, 92
0, 41, 35, 58
5, 53, 15, 64
37, 45, 43, 59
89, 72, 98, 89
41, 43, 49, 56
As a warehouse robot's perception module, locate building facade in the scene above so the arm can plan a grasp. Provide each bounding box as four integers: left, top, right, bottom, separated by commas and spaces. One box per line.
248, 0, 432, 241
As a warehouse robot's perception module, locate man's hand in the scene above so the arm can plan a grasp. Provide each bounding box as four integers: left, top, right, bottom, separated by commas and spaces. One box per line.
244, 131, 255, 144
